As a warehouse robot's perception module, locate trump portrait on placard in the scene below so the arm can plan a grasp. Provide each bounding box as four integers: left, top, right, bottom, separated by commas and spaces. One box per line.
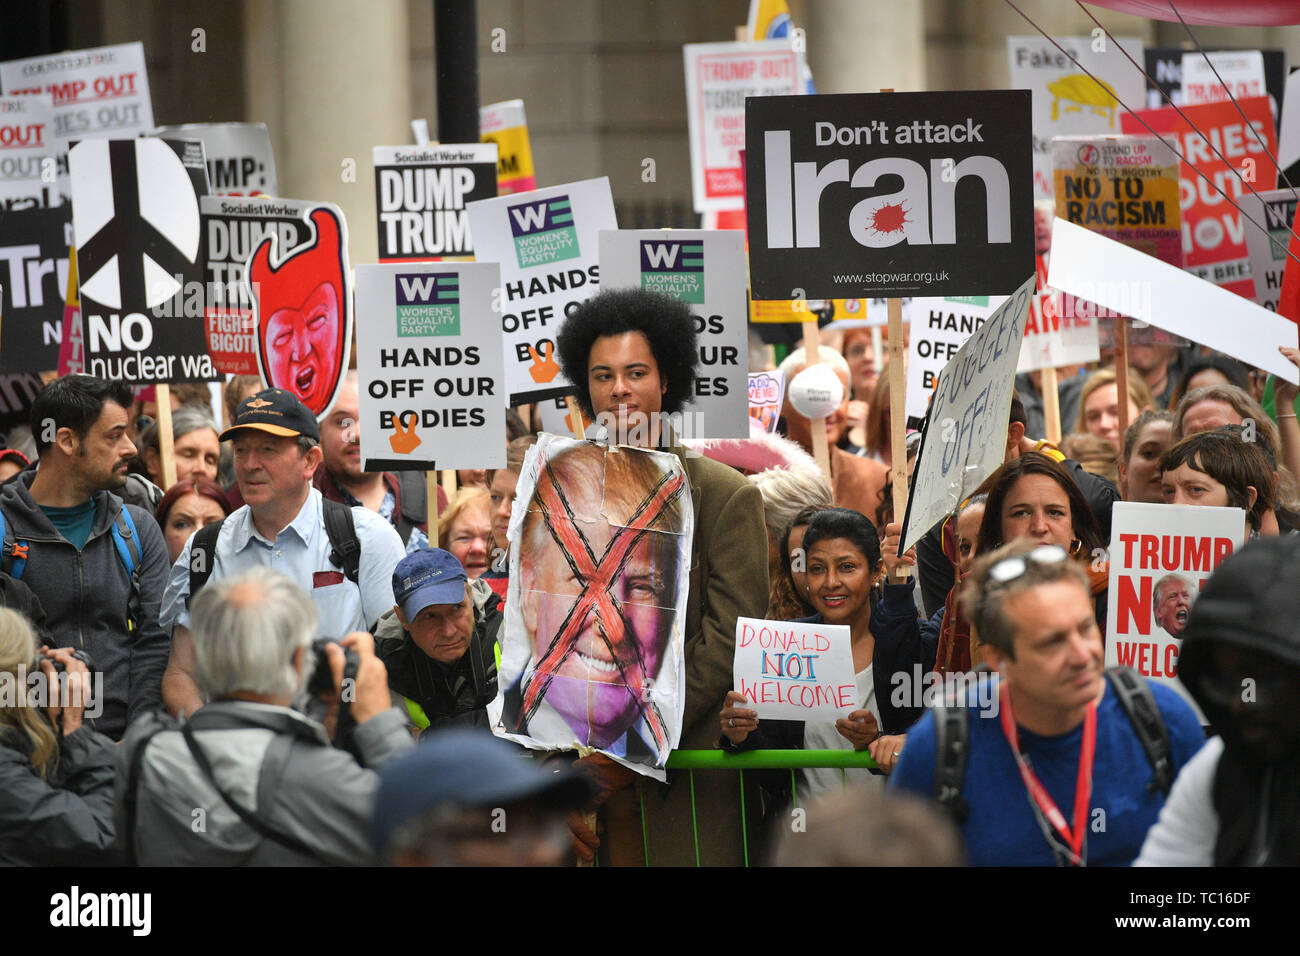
490, 434, 692, 778
246, 205, 353, 419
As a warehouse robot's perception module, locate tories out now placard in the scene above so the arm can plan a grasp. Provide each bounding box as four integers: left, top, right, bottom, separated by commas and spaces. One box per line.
746, 90, 1034, 300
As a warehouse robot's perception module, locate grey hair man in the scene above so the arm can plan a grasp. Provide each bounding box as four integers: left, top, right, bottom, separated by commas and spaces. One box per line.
115, 568, 413, 865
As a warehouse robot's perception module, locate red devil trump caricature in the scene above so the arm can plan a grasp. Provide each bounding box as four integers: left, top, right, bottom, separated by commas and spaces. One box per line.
246, 205, 353, 419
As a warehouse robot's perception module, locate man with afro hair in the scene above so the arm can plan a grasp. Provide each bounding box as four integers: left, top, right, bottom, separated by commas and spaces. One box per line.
550, 288, 768, 865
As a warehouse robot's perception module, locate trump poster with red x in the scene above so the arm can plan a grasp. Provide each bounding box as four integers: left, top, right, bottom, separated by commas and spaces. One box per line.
489, 434, 693, 779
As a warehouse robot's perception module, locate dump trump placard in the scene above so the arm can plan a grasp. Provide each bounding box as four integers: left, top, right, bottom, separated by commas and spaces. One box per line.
373, 143, 497, 261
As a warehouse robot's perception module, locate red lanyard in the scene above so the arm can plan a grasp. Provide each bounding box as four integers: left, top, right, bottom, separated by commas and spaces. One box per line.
998, 681, 1097, 865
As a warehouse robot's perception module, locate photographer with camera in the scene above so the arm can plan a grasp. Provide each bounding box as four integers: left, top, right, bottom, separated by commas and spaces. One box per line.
0, 608, 118, 865
116, 568, 413, 866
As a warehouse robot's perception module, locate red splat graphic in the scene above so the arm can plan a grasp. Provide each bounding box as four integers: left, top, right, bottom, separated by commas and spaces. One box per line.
871, 202, 909, 234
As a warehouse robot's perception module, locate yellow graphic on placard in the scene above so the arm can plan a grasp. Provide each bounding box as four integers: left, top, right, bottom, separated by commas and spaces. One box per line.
482, 124, 535, 195
1048, 74, 1120, 127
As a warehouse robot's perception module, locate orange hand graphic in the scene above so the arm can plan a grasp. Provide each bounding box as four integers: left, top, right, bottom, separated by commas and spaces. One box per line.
528, 341, 561, 383
565, 403, 590, 436
389, 413, 422, 454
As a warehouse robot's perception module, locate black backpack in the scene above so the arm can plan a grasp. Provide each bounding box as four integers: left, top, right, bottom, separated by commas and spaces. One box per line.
932, 666, 1174, 823
188, 498, 362, 604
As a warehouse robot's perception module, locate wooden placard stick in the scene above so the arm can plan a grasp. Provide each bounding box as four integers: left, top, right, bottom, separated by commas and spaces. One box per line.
801, 316, 832, 481
1115, 318, 1131, 443
1041, 364, 1062, 445
886, 296, 909, 582
427, 470, 441, 542
563, 395, 587, 440
155, 384, 178, 490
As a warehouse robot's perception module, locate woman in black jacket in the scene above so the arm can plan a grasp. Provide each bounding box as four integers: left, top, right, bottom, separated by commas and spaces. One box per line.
0, 608, 118, 865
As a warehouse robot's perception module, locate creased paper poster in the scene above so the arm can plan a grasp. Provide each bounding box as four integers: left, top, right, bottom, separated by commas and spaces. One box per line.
733, 617, 855, 721
156, 122, 277, 197
490, 434, 692, 779
354, 261, 505, 472
243, 203, 353, 419
1105, 501, 1246, 722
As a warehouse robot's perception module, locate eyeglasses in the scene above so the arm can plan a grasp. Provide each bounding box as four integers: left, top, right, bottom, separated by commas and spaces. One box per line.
986, 545, 1070, 586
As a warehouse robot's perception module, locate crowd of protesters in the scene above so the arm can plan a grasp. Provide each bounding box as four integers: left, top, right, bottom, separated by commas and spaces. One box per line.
0, 286, 1297, 867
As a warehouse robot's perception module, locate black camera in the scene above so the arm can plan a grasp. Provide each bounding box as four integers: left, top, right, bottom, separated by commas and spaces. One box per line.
31, 648, 95, 674
306, 638, 358, 697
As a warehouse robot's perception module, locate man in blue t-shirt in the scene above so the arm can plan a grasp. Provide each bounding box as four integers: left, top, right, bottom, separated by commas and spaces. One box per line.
891, 539, 1204, 866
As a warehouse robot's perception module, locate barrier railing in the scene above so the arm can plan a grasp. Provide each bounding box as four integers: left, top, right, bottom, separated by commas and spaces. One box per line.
630, 749, 882, 867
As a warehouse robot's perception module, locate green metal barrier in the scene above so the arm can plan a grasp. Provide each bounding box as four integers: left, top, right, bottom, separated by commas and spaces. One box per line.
629, 749, 883, 867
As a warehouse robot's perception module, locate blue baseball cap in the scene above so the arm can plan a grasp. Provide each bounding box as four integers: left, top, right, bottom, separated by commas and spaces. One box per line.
393, 548, 468, 620
370, 728, 595, 855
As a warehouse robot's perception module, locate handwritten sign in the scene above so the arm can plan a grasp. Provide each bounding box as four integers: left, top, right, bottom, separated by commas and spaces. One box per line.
748, 370, 784, 433
733, 617, 856, 720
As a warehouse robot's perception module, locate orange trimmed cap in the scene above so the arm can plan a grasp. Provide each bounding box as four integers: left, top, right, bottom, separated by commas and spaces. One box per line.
219, 388, 320, 442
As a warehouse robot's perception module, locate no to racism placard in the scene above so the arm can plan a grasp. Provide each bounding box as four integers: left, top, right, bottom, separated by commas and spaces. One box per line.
1006, 35, 1145, 201
479, 99, 536, 195
1105, 501, 1246, 721
906, 295, 1007, 424
200, 195, 318, 375
373, 144, 498, 261
683, 40, 804, 213
746, 90, 1034, 300
1122, 96, 1278, 299
733, 617, 856, 721
1052, 135, 1182, 265
156, 122, 277, 197
1048, 217, 1299, 383
355, 262, 505, 472
0, 94, 57, 210
0, 205, 69, 372
901, 274, 1035, 553
467, 176, 617, 405
599, 229, 749, 438
70, 137, 216, 383
0, 42, 154, 202
1239, 188, 1298, 311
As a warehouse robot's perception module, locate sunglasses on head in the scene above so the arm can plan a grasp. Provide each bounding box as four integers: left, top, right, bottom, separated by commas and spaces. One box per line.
986, 544, 1070, 587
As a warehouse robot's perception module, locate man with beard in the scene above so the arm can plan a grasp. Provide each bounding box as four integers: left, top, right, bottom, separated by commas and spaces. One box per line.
1152, 574, 1193, 638
1138, 536, 1300, 866
0, 375, 171, 739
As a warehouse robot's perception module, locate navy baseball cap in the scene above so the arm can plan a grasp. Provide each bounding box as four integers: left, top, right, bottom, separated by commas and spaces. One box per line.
370, 728, 595, 854
393, 548, 469, 620
219, 388, 320, 442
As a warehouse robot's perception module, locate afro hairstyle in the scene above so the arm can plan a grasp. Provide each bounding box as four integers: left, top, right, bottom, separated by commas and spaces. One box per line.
555, 287, 699, 418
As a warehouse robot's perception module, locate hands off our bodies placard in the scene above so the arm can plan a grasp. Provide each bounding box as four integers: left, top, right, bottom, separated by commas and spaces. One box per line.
355, 262, 505, 473
467, 177, 616, 405
599, 229, 748, 439
745, 90, 1034, 300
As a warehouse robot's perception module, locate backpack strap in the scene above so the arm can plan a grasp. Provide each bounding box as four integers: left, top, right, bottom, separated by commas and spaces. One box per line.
187, 518, 226, 609
121, 720, 169, 866
180, 720, 327, 862
1107, 666, 1174, 796
0, 509, 28, 580
322, 498, 362, 586
394, 470, 428, 546
932, 695, 970, 824
111, 507, 143, 634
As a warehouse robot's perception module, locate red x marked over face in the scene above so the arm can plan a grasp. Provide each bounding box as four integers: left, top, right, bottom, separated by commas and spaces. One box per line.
518, 459, 685, 754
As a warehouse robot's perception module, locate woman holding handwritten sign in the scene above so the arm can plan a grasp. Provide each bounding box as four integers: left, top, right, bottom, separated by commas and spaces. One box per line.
721, 508, 932, 794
